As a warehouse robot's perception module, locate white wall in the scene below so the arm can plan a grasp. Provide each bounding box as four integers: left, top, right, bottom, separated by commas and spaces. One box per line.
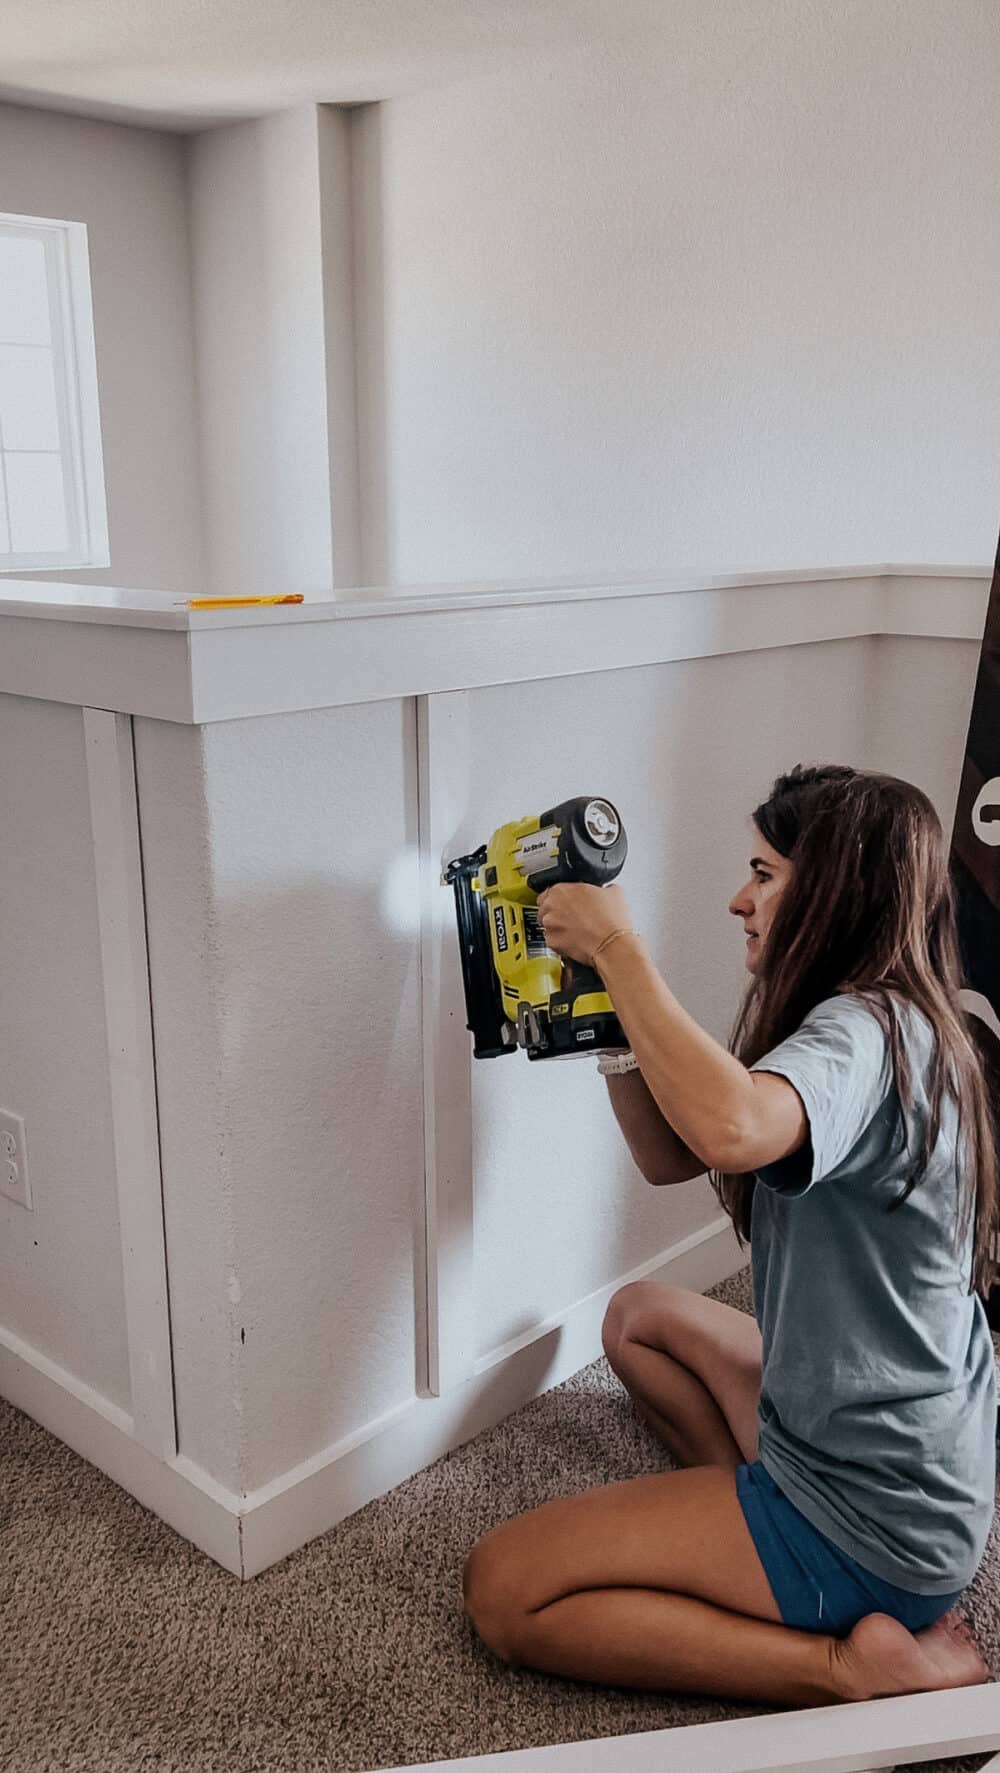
0, 695, 131, 1409
188, 106, 361, 598
870, 635, 983, 833
356, 0, 1000, 585
0, 102, 205, 593
133, 700, 424, 1492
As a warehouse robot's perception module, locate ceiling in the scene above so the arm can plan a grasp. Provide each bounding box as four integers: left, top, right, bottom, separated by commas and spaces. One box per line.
0, 0, 673, 133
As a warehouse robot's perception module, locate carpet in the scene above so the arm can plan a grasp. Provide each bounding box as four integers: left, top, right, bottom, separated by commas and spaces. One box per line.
1, 1267, 996, 1773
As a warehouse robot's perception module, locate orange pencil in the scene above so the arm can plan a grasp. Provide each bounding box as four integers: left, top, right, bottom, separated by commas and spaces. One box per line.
181, 595, 305, 608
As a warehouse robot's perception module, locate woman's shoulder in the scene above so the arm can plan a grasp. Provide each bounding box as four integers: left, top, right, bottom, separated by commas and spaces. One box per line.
801, 988, 891, 1027
802, 988, 933, 1054
755, 992, 896, 1107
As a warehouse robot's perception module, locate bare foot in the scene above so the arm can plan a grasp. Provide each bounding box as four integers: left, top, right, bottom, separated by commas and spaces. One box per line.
831, 1609, 989, 1702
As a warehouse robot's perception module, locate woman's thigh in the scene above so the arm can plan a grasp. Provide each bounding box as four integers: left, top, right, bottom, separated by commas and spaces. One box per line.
464, 1465, 781, 1628
605, 1282, 763, 1461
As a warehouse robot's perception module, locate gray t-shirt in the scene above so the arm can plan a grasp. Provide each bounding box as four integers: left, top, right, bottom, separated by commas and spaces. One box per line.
749, 991, 997, 1593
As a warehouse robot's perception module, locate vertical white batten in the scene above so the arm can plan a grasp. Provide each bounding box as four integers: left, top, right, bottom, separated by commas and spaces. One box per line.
83, 707, 176, 1458
416, 692, 477, 1395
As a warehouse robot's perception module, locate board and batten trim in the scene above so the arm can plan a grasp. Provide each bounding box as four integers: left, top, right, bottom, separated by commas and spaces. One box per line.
0, 1316, 238, 1570
83, 708, 176, 1460
416, 691, 478, 1395
236, 1212, 745, 1575
0, 591, 992, 1773
0, 1214, 743, 1579
184, 569, 986, 723
0, 568, 989, 724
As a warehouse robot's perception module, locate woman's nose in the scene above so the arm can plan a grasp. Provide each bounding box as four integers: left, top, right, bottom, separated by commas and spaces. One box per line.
728, 884, 752, 918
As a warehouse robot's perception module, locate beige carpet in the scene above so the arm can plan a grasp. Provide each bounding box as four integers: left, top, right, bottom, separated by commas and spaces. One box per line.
1, 1267, 997, 1773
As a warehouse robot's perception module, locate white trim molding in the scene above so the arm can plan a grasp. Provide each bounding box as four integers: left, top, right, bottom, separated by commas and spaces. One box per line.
0, 1214, 744, 1580
416, 690, 478, 1396
0, 213, 109, 573
83, 707, 176, 1459
0, 564, 989, 724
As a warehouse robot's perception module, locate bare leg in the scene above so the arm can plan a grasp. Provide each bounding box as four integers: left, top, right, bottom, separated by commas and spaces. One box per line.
493, 1589, 987, 1705
623, 1350, 743, 1468
464, 1467, 988, 1704
602, 1281, 762, 1468
511, 1585, 836, 1703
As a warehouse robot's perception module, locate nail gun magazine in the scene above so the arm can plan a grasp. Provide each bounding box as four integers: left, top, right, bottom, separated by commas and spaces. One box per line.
444, 796, 631, 1062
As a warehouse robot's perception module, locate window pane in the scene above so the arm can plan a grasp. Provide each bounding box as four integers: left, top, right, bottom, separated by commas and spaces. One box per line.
0, 343, 61, 450
0, 476, 9, 552
4, 452, 69, 552
0, 236, 52, 346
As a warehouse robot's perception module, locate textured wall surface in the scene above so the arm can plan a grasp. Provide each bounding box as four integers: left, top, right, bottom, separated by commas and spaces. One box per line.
870, 635, 982, 829
0, 695, 130, 1407
135, 701, 423, 1493
360, 0, 1000, 584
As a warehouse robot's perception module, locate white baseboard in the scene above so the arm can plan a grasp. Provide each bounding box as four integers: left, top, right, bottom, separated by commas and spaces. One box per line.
0, 1214, 745, 1580
0, 1320, 243, 1573
238, 1214, 745, 1578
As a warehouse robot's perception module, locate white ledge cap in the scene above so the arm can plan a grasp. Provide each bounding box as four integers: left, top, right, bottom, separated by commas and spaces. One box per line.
0, 561, 990, 630
0, 564, 990, 724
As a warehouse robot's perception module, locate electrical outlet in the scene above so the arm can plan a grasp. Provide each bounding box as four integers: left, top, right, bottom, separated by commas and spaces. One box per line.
0, 1109, 32, 1210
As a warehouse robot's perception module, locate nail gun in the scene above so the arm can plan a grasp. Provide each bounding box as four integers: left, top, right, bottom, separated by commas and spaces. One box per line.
444, 797, 630, 1061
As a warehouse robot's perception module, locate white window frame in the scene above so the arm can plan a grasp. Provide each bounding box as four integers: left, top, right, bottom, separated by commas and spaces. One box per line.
0, 212, 109, 573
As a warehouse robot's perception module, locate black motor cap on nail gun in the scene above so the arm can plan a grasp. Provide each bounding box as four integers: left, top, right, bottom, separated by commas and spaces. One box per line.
530, 796, 628, 891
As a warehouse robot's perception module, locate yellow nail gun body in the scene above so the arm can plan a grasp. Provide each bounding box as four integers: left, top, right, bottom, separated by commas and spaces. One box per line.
445, 797, 629, 1060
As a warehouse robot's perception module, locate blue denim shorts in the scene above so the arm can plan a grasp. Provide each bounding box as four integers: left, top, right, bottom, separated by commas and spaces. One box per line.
736, 1460, 963, 1636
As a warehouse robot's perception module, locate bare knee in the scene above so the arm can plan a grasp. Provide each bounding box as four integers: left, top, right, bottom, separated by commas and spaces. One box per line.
602, 1280, 683, 1366
463, 1535, 526, 1665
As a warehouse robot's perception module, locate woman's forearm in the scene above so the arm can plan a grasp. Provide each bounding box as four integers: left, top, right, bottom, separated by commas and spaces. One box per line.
596, 933, 757, 1169
605, 1070, 706, 1186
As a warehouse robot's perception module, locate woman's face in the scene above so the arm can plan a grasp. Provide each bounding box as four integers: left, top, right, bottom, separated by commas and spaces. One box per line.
728, 826, 793, 974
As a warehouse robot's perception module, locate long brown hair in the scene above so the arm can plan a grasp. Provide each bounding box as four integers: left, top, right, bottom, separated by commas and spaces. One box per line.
713, 764, 999, 1296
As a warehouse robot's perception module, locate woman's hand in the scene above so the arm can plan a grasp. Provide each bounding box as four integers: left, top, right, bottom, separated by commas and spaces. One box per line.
536, 882, 634, 967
